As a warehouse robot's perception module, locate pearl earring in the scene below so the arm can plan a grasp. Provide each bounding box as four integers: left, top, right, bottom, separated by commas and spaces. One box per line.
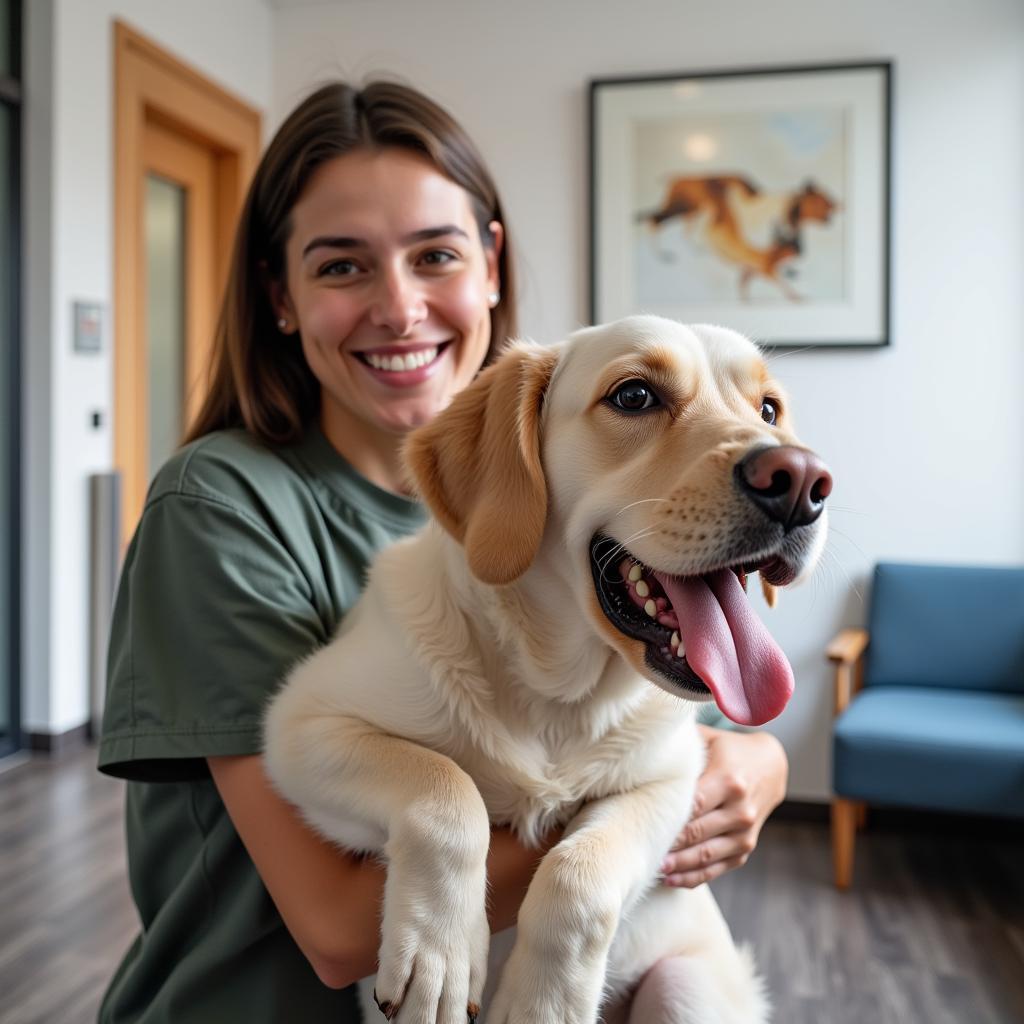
487, 291, 500, 308
277, 318, 288, 330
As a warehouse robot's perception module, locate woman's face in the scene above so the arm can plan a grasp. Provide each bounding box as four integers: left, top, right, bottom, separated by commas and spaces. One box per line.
274, 147, 502, 449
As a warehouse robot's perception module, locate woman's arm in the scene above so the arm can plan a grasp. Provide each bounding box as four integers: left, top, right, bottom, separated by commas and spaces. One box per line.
658, 726, 789, 888
208, 754, 553, 989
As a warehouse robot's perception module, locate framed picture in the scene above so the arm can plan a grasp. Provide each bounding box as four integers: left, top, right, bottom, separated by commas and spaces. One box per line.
589, 62, 891, 348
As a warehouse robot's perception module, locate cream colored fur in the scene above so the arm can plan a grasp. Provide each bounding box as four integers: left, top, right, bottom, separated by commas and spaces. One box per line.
264, 315, 827, 1024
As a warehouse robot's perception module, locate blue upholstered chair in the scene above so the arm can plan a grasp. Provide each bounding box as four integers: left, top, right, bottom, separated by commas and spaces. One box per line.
828, 562, 1024, 889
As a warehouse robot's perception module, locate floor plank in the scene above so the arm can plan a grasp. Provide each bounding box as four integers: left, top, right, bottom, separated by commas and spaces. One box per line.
1, 748, 1022, 1023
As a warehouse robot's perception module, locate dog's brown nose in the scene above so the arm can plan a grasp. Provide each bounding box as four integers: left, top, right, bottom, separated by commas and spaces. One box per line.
737, 445, 833, 530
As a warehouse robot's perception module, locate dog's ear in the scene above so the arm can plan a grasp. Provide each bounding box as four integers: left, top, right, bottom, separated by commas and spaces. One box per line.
761, 576, 779, 609
404, 343, 559, 585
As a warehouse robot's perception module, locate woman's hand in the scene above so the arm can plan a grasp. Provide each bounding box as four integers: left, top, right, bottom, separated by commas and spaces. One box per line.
660, 726, 788, 888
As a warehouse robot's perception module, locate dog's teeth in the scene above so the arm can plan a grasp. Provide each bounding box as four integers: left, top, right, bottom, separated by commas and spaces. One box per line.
628, 564, 643, 583
677, 641, 686, 658
671, 631, 680, 648
635, 580, 650, 598
644, 599, 657, 617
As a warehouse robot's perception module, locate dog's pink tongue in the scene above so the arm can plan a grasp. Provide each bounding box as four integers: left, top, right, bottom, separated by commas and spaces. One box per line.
652, 569, 794, 726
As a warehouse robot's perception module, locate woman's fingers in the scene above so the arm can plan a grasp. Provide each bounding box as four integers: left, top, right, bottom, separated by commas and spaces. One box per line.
669, 807, 734, 852
661, 796, 761, 886
662, 852, 750, 889
659, 727, 790, 889
662, 817, 756, 871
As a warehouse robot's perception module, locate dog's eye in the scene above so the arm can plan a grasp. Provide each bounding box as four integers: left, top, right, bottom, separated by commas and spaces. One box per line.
760, 398, 779, 426
610, 380, 660, 412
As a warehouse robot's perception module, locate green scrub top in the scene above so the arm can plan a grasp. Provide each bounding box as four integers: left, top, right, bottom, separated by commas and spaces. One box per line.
97, 427, 426, 1023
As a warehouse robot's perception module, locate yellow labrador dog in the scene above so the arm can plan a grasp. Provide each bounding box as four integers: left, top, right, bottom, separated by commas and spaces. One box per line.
264, 315, 831, 1024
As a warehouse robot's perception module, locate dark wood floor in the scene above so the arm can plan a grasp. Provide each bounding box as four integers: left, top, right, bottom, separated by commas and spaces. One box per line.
0, 748, 138, 1024
1, 748, 1022, 1024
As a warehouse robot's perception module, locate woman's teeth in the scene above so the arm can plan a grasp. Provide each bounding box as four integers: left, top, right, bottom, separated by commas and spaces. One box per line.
363, 346, 439, 372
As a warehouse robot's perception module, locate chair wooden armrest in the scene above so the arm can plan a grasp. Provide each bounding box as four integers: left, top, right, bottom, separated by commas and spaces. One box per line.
827, 628, 870, 665
826, 628, 869, 716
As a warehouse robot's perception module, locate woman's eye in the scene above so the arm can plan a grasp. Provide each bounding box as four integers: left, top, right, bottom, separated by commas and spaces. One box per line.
320, 259, 360, 277
761, 398, 779, 425
609, 380, 660, 412
420, 249, 457, 266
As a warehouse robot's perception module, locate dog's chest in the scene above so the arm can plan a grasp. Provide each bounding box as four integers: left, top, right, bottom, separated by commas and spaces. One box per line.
447, 691, 693, 843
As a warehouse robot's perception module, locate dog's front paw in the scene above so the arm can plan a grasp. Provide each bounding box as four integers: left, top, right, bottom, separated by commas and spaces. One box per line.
374, 902, 488, 1024
487, 842, 620, 1024
487, 941, 605, 1024
373, 854, 490, 1024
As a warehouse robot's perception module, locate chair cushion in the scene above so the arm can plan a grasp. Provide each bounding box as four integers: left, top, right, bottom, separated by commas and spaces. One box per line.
867, 563, 1024, 694
833, 687, 1024, 817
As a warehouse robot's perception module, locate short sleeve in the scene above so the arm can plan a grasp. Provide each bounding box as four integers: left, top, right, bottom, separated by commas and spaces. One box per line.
98, 491, 328, 782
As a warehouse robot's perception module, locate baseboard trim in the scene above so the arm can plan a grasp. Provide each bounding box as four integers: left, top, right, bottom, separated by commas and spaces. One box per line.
0, 751, 31, 775
26, 723, 91, 757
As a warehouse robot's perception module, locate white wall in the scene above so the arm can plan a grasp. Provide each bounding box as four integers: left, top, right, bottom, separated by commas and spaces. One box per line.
270, 0, 1024, 798
22, 0, 273, 734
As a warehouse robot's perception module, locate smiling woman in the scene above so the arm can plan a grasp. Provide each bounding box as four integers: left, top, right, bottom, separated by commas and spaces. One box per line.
267, 147, 503, 492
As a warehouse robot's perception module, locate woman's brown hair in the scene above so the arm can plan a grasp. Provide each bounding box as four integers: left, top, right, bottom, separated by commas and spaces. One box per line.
184, 80, 518, 445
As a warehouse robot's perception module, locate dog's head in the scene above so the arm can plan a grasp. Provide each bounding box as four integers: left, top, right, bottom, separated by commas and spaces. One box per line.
405, 315, 831, 726
795, 180, 839, 225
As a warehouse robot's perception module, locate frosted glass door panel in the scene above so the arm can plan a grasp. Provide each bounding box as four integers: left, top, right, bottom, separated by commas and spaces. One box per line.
145, 175, 186, 480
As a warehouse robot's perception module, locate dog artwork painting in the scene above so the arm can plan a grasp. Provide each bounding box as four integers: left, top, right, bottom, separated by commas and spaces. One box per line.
634, 140, 843, 305
264, 315, 833, 1024
591, 63, 890, 347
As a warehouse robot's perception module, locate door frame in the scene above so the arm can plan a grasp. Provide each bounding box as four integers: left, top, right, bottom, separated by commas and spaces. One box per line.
1, 0, 23, 758
113, 20, 261, 545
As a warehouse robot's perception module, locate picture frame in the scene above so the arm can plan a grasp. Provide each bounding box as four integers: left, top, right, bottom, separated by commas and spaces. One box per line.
589, 62, 891, 349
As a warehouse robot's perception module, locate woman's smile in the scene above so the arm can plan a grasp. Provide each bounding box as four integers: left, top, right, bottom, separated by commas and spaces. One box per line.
352, 340, 453, 386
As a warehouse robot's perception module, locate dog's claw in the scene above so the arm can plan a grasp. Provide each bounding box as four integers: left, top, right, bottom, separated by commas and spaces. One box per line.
373, 991, 398, 1021
468, 1002, 480, 1024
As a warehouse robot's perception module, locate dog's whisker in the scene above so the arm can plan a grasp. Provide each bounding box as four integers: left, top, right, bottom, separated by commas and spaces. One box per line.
761, 344, 824, 363
596, 528, 659, 582
816, 549, 843, 599
596, 528, 659, 583
823, 526, 872, 576
612, 499, 671, 518
596, 548, 630, 583
818, 542, 863, 606
617, 526, 660, 551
